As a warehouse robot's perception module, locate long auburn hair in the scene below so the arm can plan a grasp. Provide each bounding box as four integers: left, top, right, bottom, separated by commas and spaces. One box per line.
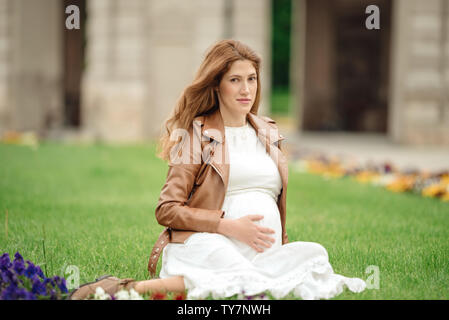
156, 39, 262, 162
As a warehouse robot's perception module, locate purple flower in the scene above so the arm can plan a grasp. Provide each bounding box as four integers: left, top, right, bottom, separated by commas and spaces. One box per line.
24, 262, 38, 279
1, 270, 9, 283
31, 275, 47, 296
12, 259, 25, 276
1, 283, 17, 300
43, 277, 55, 287
0, 253, 12, 271
0, 253, 10, 262
36, 266, 45, 279
1, 269, 18, 285
56, 278, 68, 294
0, 251, 69, 300
14, 252, 24, 262
24, 291, 37, 300
0, 283, 31, 300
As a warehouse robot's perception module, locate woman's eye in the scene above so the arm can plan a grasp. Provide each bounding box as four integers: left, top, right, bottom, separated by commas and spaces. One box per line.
231, 77, 256, 82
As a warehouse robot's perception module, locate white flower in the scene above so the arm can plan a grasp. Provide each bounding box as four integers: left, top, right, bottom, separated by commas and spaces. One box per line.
115, 289, 130, 300
93, 287, 111, 300
114, 288, 144, 300
129, 288, 144, 300
372, 173, 396, 186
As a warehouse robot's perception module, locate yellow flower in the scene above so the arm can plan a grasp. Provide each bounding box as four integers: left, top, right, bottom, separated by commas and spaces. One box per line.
386, 175, 415, 193
324, 162, 345, 179
1, 130, 39, 150
306, 160, 328, 174
354, 171, 378, 184
441, 193, 449, 202
441, 176, 449, 186
422, 184, 447, 198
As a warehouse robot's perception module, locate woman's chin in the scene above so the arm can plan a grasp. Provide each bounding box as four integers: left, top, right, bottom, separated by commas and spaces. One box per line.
236, 104, 253, 113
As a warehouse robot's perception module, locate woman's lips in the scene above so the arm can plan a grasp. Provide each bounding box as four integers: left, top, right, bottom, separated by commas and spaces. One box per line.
237, 99, 251, 104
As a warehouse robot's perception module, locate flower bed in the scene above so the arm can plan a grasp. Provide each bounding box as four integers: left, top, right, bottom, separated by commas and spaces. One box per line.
293, 152, 449, 203
0, 252, 188, 300
0, 252, 68, 300
0, 252, 272, 300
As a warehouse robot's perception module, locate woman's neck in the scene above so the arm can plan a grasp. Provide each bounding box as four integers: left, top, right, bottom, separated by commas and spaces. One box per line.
219, 108, 248, 127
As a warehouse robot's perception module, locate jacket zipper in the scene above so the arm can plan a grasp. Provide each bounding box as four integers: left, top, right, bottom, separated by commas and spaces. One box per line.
209, 161, 223, 183
205, 141, 224, 183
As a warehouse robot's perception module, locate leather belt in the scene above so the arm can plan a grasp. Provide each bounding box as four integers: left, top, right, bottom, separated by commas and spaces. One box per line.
147, 228, 171, 278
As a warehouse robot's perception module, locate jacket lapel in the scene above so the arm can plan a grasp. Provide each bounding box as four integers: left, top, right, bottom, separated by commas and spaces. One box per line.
200, 109, 229, 189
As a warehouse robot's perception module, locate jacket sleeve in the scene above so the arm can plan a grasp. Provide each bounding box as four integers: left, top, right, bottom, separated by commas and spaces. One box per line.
155, 124, 225, 233
155, 164, 225, 233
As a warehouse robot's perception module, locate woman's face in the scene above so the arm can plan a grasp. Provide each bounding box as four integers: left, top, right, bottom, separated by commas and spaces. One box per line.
217, 59, 258, 118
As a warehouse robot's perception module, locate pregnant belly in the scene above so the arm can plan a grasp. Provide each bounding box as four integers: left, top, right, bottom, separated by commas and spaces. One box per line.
221, 190, 282, 250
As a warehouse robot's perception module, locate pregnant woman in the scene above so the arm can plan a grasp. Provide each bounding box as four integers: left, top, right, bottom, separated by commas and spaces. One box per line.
70, 39, 366, 300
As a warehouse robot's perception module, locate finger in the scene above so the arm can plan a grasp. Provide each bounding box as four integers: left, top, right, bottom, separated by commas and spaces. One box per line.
258, 234, 276, 244
251, 242, 264, 253
249, 215, 264, 221
256, 239, 271, 248
258, 226, 275, 234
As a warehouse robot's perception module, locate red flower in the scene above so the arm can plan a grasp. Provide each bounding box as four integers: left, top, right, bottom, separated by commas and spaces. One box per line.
174, 293, 186, 300
151, 292, 166, 300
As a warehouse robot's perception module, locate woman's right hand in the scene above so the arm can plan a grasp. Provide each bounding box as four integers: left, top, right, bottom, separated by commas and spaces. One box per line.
217, 215, 276, 252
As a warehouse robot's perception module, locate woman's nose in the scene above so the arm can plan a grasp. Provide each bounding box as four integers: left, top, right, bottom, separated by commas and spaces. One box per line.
241, 82, 250, 94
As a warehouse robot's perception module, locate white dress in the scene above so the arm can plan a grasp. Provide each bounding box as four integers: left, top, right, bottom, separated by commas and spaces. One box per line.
159, 122, 366, 300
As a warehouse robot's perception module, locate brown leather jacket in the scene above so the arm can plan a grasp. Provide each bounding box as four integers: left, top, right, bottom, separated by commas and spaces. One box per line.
148, 108, 289, 277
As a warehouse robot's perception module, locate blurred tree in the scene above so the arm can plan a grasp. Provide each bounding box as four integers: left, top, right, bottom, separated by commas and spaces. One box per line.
271, 0, 291, 89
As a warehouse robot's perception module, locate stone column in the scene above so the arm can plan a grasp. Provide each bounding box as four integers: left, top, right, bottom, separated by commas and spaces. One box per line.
144, 0, 224, 139
0, 0, 63, 137
232, 0, 271, 117
82, 0, 148, 142
389, 0, 449, 145
0, 0, 10, 136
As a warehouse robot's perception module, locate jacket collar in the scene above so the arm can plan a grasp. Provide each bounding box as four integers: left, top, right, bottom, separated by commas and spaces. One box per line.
194, 108, 288, 191
198, 108, 285, 145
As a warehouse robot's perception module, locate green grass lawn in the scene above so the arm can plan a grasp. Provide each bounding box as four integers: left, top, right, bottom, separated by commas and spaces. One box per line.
1, 142, 448, 299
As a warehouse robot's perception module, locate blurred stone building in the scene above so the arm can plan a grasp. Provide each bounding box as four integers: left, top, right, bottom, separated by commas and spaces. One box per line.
0, 0, 448, 145
291, 0, 449, 145
0, 0, 271, 142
